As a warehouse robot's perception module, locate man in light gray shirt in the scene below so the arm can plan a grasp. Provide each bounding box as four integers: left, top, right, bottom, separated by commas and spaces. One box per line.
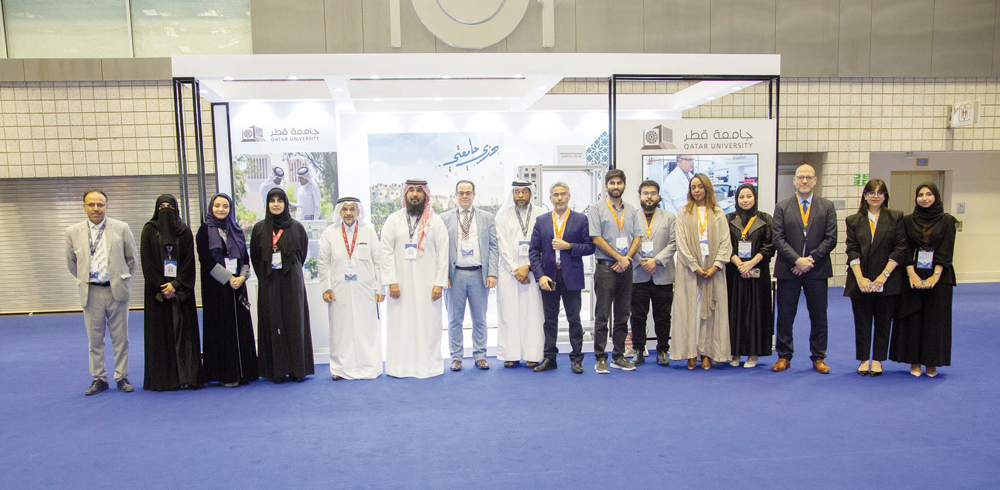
630, 180, 677, 366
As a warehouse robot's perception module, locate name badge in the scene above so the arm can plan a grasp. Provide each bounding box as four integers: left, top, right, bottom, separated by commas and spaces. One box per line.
225, 258, 238, 275
916, 250, 934, 269
405, 244, 418, 260
89, 271, 100, 281
615, 237, 629, 254
640, 241, 654, 258
345, 264, 357, 281
271, 252, 282, 269
518, 241, 530, 257
164, 260, 177, 278
738, 241, 753, 259
461, 247, 475, 257
699, 240, 710, 257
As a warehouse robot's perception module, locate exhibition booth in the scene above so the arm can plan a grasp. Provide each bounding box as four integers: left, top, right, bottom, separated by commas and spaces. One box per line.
170, 53, 780, 362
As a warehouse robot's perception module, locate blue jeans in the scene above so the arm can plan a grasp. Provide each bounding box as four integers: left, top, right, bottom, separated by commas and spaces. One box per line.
445, 268, 489, 361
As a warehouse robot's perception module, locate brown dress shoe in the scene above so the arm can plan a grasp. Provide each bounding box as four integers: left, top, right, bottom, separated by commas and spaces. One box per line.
450, 359, 463, 371
771, 358, 790, 372
476, 359, 490, 370
813, 359, 830, 374
525, 361, 539, 368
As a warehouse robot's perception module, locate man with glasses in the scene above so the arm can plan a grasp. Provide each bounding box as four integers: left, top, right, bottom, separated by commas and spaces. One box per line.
771, 165, 838, 374
663, 155, 696, 214
66, 190, 138, 395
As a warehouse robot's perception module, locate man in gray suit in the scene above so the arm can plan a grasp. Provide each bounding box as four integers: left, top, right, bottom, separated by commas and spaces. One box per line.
771, 165, 838, 374
442, 180, 498, 371
66, 190, 138, 395
630, 180, 677, 367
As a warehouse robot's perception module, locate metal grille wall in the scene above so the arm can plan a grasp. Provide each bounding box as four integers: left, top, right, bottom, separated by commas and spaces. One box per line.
0, 175, 216, 314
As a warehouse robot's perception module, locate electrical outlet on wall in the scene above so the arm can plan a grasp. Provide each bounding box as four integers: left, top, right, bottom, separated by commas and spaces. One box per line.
957, 203, 966, 214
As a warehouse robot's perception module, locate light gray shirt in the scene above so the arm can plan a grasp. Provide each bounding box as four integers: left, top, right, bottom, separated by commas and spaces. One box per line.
588, 198, 641, 261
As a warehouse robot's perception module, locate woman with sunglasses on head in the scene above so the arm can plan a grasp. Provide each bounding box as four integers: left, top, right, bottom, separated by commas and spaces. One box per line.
844, 180, 907, 376
890, 182, 958, 378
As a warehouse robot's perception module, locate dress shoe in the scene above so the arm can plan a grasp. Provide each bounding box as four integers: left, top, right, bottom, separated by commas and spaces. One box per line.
533, 358, 557, 372
870, 360, 883, 376
701, 356, 711, 370
331, 375, 344, 381
503, 361, 519, 368
656, 351, 670, 366
687, 358, 696, 370
910, 364, 922, 377
85, 379, 109, 396
771, 358, 790, 372
813, 359, 830, 374
476, 359, 490, 370
858, 360, 871, 376
744, 357, 758, 368
450, 359, 463, 371
730, 357, 741, 367
116, 377, 134, 392
571, 361, 583, 374
926, 367, 937, 378
224, 382, 240, 387
525, 361, 539, 369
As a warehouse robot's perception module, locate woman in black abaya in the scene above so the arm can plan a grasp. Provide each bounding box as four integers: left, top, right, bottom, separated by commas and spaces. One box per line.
725, 184, 774, 368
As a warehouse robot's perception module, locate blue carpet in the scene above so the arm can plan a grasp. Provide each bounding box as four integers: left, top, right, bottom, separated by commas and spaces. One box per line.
2, 284, 1000, 488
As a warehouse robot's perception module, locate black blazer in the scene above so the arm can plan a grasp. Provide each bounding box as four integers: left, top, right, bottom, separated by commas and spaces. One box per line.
772, 195, 838, 280
843, 209, 907, 297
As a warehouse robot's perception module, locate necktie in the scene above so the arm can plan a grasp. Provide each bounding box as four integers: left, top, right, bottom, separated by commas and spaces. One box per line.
461, 210, 472, 241
92, 225, 108, 282
801, 200, 809, 215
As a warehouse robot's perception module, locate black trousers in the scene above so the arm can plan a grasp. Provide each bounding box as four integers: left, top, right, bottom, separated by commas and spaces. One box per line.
540, 268, 584, 363
593, 263, 633, 361
630, 279, 673, 354
775, 275, 828, 361
851, 294, 896, 361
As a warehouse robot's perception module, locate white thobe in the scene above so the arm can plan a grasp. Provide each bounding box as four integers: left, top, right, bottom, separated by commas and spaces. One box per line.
379, 210, 449, 378
295, 180, 322, 219
494, 206, 544, 362
318, 222, 383, 379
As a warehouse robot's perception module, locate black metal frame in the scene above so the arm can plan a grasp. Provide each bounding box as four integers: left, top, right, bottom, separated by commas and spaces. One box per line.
208, 101, 233, 198
172, 77, 208, 225
608, 74, 781, 199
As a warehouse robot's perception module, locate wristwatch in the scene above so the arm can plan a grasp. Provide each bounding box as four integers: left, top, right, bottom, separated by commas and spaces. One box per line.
883, 270, 891, 278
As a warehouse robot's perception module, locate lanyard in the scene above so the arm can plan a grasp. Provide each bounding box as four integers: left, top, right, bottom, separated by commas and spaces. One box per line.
88, 222, 106, 257
868, 218, 876, 236
342, 223, 358, 258
606, 198, 624, 232
798, 199, 811, 227
644, 212, 654, 239
164, 244, 173, 260
740, 216, 757, 240
552, 210, 568, 240
271, 229, 284, 252
406, 214, 419, 240
698, 208, 708, 237
516, 205, 532, 238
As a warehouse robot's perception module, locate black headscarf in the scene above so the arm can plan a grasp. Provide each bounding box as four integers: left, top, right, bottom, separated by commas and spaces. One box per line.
264, 187, 295, 231
734, 183, 758, 223
204, 193, 248, 262
148, 194, 188, 252
907, 182, 946, 247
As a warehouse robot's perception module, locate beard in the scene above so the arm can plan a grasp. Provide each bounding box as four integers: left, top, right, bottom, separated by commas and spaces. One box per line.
607, 188, 623, 199
640, 198, 660, 212
406, 198, 425, 215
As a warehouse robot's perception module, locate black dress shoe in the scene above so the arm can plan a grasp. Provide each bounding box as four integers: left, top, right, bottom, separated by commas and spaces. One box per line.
571, 361, 583, 374
116, 377, 134, 392
85, 379, 109, 396
533, 359, 557, 372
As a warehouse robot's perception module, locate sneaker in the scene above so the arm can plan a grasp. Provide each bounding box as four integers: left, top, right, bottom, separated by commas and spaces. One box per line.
610, 357, 636, 371
116, 377, 134, 392
624, 346, 635, 358
571, 361, 584, 374
656, 351, 670, 366
633, 351, 645, 366
85, 379, 109, 396
595, 359, 610, 374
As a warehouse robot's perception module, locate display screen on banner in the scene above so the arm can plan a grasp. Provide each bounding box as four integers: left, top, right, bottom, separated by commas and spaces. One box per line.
368, 132, 504, 233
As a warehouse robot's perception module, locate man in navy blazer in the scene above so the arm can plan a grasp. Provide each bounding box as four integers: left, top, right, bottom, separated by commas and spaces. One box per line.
528, 182, 595, 373
771, 164, 838, 374
441, 180, 499, 371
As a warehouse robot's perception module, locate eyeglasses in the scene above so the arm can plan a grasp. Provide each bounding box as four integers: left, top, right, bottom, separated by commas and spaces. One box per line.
866, 191, 886, 197
794, 175, 816, 181
456, 191, 474, 197
85, 203, 106, 209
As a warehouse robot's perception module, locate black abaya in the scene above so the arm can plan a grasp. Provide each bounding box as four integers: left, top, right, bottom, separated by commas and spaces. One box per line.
725, 210, 774, 357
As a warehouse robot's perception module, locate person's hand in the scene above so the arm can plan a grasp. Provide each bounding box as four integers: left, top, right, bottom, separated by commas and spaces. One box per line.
641, 258, 657, 274
923, 274, 940, 289
323, 290, 335, 303
694, 268, 708, 279
389, 283, 401, 299
703, 266, 719, 280
613, 255, 630, 273
375, 293, 385, 303
870, 275, 887, 292
161, 282, 176, 298
538, 275, 555, 291
551, 238, 571, 251
229, 275, 246, 289
794, 257, 813, 271
486, 276, 497, 289
514, 265, 530, 283
857, 277, 872, 293
908, 271, 922, 289
737, 259, 756, 275
431, 286, 443, 301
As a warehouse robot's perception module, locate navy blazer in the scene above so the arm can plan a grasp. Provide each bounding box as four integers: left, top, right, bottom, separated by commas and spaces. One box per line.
529, 210, 595, 291
772, 195, 838, 280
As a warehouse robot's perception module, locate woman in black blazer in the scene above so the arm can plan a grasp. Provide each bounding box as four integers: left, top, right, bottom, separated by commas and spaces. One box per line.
844, 179, 907, 376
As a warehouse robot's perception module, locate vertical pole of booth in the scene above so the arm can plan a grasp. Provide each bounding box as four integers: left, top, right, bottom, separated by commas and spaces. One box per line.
191, 79, 207, 225
173, 78, 190, 225
609, 75, 617, 170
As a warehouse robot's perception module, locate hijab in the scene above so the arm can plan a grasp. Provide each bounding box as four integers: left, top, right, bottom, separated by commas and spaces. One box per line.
148, 194, 188, 252
264, 187, 295, 231
734, 183, 758, 223
204, 193, 247, 261
907, 182, 946, 247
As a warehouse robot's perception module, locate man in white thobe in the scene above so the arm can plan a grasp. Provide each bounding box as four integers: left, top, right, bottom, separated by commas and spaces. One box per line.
379, 179, 449, 378
319, 197, 384, 380
494, 180, 545, 368
294, 166, 322, 220
259, 166, 284, 200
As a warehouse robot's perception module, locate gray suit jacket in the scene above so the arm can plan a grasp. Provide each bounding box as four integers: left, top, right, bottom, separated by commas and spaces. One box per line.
66, 218, 138, 307
772, 195, 838, 280
632, 208, 677, 285
441, 207, 499, 287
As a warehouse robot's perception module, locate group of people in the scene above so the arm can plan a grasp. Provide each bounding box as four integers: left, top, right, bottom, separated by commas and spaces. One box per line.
65, 163, 957, 395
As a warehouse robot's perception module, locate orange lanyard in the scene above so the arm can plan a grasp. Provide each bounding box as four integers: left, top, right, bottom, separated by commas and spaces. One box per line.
606, 198, 624, 232
552, 211, 568, 240
271, 229, 284, 251
698, 208, 708, 236
644, 212, 654, 239
798, 199, 811, 227
740, 216, 756, 240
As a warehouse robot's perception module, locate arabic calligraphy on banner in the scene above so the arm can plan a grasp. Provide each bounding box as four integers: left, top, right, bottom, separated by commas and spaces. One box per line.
681, 129, 755, 150
439, 138, 501, 168
266, 127, 321, 142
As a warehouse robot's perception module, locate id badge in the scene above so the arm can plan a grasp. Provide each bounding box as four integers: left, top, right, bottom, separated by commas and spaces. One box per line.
164, 260, 178, 278
738, 241, 753, 259
225, 258, 238, 275
699, 240, 710, 257
615, 237, 628, 254
640, 241, 654, 258
271, 252, 282, 269
405, 244, 418, 260
518, 241, 530, 257
345, 264, 357, 281
916, 250, 934, 269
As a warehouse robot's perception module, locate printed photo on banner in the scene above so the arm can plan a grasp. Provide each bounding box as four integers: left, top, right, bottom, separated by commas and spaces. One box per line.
231, 151, 339, 236
367, 132, 504, 233
642, 154, 759, 215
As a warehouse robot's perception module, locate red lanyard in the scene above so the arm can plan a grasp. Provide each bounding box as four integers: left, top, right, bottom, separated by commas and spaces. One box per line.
342, 223, 358, 258
271, 229, 284, 251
